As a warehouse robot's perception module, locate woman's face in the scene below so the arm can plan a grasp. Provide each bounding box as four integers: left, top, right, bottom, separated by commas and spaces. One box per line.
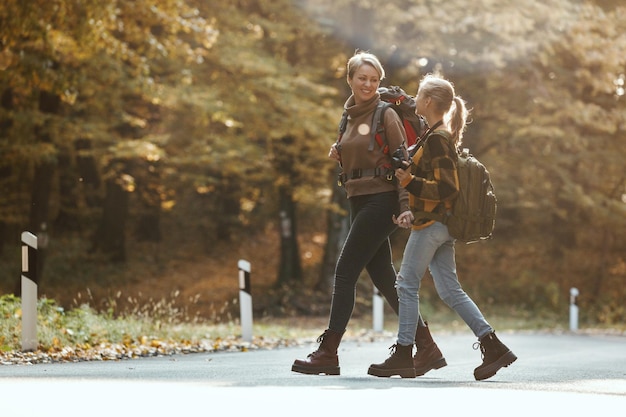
349, 64, 380, 104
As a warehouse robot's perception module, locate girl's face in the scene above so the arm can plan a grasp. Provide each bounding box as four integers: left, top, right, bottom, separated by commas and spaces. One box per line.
415, 89, 429, 117
349, 64, 380, 104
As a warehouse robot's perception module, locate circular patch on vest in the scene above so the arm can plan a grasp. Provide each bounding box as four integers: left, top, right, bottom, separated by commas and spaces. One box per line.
358, 123, 370, 136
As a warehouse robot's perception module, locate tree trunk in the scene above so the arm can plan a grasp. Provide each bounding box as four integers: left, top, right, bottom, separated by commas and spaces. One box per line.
28, 159, 55, 287
135, 171, 161, 243
54, 151, 82, 233
349, 3, 373, 50
75, 138, 101, 208
216, 178, 240, 242
277, 185, 302, 284
25, 90, 60, 287
316, 166, 349, 293
91, 177, 129, 262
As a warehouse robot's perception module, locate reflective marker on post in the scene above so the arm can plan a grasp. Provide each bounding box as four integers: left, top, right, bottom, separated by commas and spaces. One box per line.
372, 286, 384, 333
21, 231, 38, 352
238, 259, 253, 343
569, 287, 579, 332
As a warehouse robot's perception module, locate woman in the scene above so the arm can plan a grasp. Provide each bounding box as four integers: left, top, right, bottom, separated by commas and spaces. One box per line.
291, 51, 414, 375
368, 73, 517, 381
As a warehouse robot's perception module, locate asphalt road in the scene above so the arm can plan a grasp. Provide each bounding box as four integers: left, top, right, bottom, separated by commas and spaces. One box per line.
0, 331, 624, 416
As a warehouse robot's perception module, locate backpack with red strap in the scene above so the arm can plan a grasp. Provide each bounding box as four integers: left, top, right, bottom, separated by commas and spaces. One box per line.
337, 85, 426, 156
336, 86, 426, 184
378, 85, 426, 148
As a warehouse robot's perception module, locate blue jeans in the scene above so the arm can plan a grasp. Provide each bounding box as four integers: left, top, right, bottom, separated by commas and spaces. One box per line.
396, 221, 493, 345
328, 191, 400, 333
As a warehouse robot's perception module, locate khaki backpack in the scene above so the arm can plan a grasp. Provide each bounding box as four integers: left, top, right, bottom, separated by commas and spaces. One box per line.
415, 146, 497, 244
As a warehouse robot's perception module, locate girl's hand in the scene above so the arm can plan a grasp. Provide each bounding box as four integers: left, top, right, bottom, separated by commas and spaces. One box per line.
392, 210, 414, 229
394, 162, 412, 183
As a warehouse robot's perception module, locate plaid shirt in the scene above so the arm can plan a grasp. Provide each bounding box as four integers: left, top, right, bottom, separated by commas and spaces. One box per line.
400, 131, 459, 228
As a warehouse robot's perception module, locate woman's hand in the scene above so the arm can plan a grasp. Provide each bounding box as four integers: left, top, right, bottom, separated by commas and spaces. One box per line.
328, 143, 341, 162
392, 210, 414, 229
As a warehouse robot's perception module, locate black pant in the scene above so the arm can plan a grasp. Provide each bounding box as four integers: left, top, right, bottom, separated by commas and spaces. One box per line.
328, 191, 401, 333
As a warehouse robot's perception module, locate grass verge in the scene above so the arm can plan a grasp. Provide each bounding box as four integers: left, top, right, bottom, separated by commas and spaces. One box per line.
1, 294, 624, 365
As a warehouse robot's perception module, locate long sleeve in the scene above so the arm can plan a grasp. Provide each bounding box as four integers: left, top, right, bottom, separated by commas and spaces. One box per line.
340, 94, 409, 213
403, 131, 459, 218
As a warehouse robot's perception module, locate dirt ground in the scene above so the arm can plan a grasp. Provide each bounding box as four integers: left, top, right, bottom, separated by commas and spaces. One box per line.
35, 227, 336, 323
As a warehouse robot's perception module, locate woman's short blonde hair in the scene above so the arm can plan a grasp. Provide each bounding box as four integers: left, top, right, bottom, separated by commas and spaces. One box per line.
346, 51, 385, 81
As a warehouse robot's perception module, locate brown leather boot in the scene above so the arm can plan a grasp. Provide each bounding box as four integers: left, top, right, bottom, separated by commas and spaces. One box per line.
414, 321, 447, 376
291, 329, 343, 375
368, 344, 416, 378
473, 331, 517, 380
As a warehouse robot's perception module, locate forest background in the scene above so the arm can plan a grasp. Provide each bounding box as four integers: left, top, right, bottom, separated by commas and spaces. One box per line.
0, 0, 624, 329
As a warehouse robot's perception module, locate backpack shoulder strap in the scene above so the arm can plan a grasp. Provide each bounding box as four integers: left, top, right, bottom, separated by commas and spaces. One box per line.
370, 101, 391, 152
427, 130, 452, 142
337, 110, 348, 143
338, 102, 392, 152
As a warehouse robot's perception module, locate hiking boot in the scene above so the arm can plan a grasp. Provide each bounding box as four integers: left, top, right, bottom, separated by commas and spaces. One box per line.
414, 322, 447, 376
473, 331, 517, 380
368, 343, 416, 378
291, 329, 343, 375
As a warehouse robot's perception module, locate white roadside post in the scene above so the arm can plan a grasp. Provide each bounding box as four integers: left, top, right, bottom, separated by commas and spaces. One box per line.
21, 231, 38, 352
569, 287, 579, 332
238, 259, 253, 343
372, 286, 384, 332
